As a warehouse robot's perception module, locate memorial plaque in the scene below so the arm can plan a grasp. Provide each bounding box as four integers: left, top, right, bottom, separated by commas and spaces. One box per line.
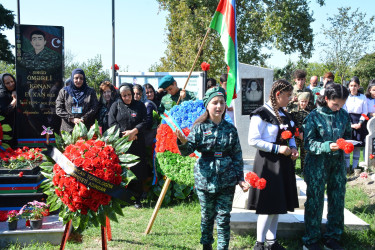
241, 78, 264, 116
15, 24, 64, 146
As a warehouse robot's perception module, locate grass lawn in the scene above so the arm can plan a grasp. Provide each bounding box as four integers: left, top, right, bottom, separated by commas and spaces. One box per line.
4, 156, 375, 249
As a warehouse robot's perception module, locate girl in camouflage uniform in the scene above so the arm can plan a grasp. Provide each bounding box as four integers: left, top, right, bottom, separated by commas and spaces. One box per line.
175, 87, 249, 250
302, 83, 350, 250
248, 80, 299, 250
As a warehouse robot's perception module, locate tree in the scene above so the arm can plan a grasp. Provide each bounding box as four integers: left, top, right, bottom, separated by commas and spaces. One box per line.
65, 55, 110, 94
354, 52, 375, 91
155, 0, 324, 80
0, 60, 16, 76
319, 7, 375, 83
0, 4, 15, 64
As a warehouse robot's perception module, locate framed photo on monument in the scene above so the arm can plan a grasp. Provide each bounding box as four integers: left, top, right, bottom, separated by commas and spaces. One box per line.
241, 78, 264, 116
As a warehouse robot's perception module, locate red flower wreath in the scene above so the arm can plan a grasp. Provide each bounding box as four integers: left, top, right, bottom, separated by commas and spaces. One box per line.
281, 130, 293, 140
155, 124, 196, 157
52, 139, 122, 215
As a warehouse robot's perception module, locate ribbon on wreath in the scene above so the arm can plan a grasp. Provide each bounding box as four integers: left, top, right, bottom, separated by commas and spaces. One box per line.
43, 145, 134, 203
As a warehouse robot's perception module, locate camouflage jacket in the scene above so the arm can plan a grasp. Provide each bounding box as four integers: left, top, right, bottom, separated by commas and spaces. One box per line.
288, 85, 315, 111
158, 88, 196, 114
289, 105, 310, 132
21, 48, 61, 71
303, 106, 351, 156
178, 119, 244, 192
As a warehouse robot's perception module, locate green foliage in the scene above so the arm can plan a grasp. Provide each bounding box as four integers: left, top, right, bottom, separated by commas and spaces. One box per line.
64, 55, 110, 94
320, 7, 375, 83
0, 4, 15, 64
0, 60, 16, 75
155, 0, 325, 80
354, 53, 375, 91
156, 151, 195, 187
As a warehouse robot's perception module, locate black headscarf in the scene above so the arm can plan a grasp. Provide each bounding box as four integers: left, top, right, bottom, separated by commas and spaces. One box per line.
64, 68, 88, 105
0, 73, 16, 94
118, 83, 134, 105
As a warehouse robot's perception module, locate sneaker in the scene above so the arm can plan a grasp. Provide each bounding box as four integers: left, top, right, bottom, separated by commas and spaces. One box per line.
134, 201, 143, 209
324, 238, 343, 250
253, 241, 266, 250
266, 239, 285, 250
303, 242, 322, 250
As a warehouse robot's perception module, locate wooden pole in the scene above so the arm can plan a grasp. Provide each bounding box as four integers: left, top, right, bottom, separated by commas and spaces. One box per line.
144, 177, 171, 234
101, 225, 108, 250
176, 27, 211, 105
145, 27, 211, 235
59, 220, 72, 250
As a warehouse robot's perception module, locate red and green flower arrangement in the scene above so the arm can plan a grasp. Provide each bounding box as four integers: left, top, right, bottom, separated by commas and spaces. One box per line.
40, 122, 138, 230
154, 100, 233, 192
0, 147, 43, 170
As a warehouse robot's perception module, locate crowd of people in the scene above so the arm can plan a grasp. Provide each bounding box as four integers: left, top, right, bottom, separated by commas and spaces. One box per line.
1, 67, 375, 250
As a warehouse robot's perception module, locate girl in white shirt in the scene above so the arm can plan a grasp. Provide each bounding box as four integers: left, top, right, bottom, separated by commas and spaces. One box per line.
247, 80, 299, 250
343, 76, 368, 172
365, 80, 375, 118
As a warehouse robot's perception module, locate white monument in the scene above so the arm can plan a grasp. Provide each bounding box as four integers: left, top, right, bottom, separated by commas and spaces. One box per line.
232, 63, 274, 159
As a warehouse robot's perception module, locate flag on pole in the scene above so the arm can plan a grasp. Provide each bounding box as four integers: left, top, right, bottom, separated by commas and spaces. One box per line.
210, 0, 239, 106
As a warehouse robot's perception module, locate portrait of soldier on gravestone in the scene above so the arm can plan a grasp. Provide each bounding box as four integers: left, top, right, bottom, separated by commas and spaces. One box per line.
20, 30, 62, 72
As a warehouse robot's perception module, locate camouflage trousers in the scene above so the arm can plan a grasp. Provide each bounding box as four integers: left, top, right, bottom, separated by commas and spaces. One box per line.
293, 138, 306, 171
302, 154, 346, 245
196, 186, 235, 250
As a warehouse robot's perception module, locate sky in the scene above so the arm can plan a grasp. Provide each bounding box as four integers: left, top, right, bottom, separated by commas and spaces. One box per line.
2, 0, 375, 72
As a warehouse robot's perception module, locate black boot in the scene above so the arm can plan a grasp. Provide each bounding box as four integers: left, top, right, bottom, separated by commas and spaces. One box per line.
203, 244, 213, 250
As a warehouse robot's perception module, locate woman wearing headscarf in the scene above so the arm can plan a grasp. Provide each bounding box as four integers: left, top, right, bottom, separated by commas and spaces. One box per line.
56, 68, 99, 133
0, 73, 17, 146
108, 83, 152, 208
98, 81, 118, 133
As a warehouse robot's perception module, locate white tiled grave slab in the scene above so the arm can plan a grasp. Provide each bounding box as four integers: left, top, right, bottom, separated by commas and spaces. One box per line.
230, 163, 370, 238
0, 215, 65, 248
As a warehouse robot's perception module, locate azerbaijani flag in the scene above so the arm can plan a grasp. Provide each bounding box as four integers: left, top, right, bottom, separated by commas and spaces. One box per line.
210, 0, 239, 106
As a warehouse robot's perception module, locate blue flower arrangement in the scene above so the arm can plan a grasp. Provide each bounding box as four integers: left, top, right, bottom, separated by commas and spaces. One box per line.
161, 100, 233, 130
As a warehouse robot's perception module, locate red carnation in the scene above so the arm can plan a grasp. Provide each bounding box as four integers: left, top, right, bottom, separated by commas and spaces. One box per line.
0, 211, 7, 222
361, 114, 370, 121
111, 64, 119, 71
315, 92, 320, 96
281, 130, 293, 140
19, 172, 24, 177
336, 138, 354, 154
25, 220, 30, 227
245, 172, 259, 188
294, 128, 300, 137
370, 154, 374, 159
256, 178, 267, 190
201, 62, 210, 71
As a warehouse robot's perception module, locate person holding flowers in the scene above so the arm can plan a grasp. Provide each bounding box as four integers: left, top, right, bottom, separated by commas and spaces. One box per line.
174, 87, 249, 250
302, 83, 351, 250
247, 79, 299, 250
343, 76, 368, 174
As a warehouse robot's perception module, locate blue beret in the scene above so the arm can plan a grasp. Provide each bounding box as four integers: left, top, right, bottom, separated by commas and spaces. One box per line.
158, 75, 175, 89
